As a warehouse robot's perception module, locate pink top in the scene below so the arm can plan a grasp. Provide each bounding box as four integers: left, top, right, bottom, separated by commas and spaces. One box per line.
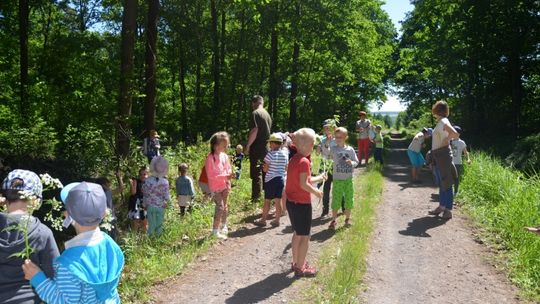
205, 152, 232, 192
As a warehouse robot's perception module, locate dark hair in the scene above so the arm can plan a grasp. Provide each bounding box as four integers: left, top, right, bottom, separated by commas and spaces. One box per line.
95, 177, 110, 187
251, 95, 264, 104
138, 166, 148, 175
453, 126, 462, 134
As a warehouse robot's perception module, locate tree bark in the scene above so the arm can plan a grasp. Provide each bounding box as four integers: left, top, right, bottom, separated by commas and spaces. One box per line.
288, 1, 300, 130
210, 0, 220, 116
268, 3, 279, 121
144, 0, 160, 135
179, 41, 188, 143
19, 0, 29, 121
116, 0, 138, 158
509, 50, 522, 139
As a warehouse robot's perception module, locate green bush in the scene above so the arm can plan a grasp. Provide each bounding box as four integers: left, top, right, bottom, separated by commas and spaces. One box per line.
460, 153, 540, 300
0, 118, 58, 160
506, 133, 540, 174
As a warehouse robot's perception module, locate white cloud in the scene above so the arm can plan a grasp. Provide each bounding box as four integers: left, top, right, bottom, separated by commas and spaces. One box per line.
370, 94, 407, 113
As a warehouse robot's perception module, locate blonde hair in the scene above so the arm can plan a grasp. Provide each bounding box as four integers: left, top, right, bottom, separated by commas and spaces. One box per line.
293, 128, 317, 149
236, 144, 243, 150
209, 131, 230, 155
432, 100, 450, 117
178, 163, 189, 175
334, 127, 348, 136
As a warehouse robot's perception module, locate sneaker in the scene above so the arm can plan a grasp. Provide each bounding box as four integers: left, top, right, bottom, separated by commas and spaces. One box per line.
428, 206, 445, 216
329, 220, 337, 230
221, 225, 229, 235
294, 263, 317, 277
442, 210, 453, 219
253, 219, 267, 227
344, 218, 352, 227
212, 231, 227, 240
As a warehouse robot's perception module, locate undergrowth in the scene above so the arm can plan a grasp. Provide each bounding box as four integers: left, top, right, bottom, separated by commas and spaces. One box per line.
459, 152, 540, 301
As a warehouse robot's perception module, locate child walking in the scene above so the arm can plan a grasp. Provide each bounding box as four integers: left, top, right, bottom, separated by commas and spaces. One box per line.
254, 133, 289, 227
143, 156, 171, 236
286, 128, 326, 277
205, 132, 234, 240
328, 127, 359, 229
233, 145, 245, 180
176, 163, 195, 216
23, 182, 124, 303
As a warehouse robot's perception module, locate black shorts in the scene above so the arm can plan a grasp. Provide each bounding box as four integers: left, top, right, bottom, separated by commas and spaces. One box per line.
286, 200, 312, 236
264, 176, 284, 199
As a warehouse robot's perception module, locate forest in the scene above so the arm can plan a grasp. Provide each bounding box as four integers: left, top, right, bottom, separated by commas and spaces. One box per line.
0, 0, 538, 179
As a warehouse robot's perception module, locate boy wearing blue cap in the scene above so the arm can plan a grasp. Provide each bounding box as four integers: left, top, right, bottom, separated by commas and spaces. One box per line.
0, 169, 60, 304
22, 182, 125, 304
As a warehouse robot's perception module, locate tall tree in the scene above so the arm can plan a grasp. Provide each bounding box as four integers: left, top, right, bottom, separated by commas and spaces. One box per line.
288, 1, 300, 130
19, 0, 29, 122
116, 0, 138, 158
210, 0, 220, 117
144, 0, 159, 134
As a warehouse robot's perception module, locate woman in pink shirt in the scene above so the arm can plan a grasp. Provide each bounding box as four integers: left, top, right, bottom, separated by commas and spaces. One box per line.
205, 131, 234, 240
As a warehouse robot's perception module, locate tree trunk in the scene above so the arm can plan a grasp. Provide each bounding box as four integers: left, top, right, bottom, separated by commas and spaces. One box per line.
19, 0, 29, 122
210, 0, 220, 116
116, 0, 138, 158
509, 50, 522, 139
288, 1, 300, 130
179, 42, 188, 143
144, 0, 159, 135
268, 3, 279, 121
233, 9, 246, 132
194, 1, 203, 141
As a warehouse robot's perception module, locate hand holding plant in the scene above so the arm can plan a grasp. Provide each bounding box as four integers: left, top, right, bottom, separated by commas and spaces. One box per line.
22, 259, 41, 280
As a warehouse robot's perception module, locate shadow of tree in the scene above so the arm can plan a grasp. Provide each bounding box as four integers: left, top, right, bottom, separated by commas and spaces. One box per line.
225, 272, 295, 304
398, 216, 449, 237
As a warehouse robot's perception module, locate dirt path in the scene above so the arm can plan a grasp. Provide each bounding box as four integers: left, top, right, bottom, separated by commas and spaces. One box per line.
362, 137, 522, 304
149, 179, 340, 303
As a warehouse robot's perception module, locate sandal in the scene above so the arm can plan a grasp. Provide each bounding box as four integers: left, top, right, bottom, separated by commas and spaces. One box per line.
428, 206, 445, 216
294, 262, 317, 277
270, 220, 280, 227
344, 218, 352, 227
328, 220, 337, 230
253, 219, 267, 227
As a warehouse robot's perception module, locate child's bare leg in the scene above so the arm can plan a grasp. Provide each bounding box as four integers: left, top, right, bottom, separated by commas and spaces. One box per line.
291, 232, 299, 266
274, 199, 282, 219
261, 199, 271, 221
213, 194, 224, 230
344, 209, 351, 220
281, 192, 287, 216
332, 210, 338, 221
296, 235, 310, 267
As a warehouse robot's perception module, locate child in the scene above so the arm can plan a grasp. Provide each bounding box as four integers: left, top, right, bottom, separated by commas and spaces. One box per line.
372, 125, 384, 164
143, 129, 161, 163
407, 127, 432, 183
198, 164, 211, 197
22, 182, 124, 304
233, 145, 245, 180
95, 173, 124, 241
0, 170, 60, 304
317, 119, 337, 218
450, 126, 470, 194
328, 127, 359, 229
143, 156, 171, 236
176, 163, 195, 216
286, 128, 326, 277
254, 133, 289, 227
128, 166, 148, 232
205, 132, 234, 240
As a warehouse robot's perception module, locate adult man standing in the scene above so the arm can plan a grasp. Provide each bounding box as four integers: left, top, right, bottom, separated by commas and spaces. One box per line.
355, 111, 371, 166
246, 95, 272, 201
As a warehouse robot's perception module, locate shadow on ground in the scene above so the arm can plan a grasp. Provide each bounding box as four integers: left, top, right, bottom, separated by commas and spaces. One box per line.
225, 272, 295, 304
398, 216, 449, 237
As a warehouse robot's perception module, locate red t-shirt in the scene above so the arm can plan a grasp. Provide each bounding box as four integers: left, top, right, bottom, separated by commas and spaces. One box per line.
285, 153, 312, 204
199, 165, 209, 183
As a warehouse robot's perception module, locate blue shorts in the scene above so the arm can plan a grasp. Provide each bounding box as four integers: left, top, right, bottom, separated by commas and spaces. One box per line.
407, 150, 425, 168
264, 176, 284, 199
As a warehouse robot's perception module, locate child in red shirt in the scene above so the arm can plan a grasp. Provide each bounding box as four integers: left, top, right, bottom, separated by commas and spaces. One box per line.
285, 128, 326, 277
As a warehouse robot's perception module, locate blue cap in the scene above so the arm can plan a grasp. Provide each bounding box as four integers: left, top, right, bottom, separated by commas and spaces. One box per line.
1, 169, 43, 198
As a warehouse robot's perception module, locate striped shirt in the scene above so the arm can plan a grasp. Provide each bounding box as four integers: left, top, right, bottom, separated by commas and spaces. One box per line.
264, 149, 289, 182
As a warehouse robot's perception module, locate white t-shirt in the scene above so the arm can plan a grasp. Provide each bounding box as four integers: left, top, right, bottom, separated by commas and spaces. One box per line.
356, 119, 371, 139
408, 132, 425, 153
450, 139, 467, 164
432, 118, 450, 150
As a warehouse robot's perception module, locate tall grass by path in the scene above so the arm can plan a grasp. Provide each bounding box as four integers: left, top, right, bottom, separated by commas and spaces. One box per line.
459, 152, 540, 301
117, 142, 257, 303
305, 164, 384, 303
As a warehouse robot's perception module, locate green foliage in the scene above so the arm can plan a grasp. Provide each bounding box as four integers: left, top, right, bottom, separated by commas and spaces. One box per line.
0, 118, 58, 160
506, 133, 540, 174
459, 153, 540, 301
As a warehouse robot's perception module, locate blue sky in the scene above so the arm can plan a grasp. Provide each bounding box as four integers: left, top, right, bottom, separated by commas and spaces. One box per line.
371, 0, 413, 113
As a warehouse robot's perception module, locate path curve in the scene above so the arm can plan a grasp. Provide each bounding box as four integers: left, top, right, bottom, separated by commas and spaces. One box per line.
362, 137, 522, 304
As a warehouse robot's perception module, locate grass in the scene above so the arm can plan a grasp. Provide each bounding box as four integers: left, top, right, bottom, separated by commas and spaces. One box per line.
306, 164, 384, 303
117, 142, 258, 303
459, 152, 540, 302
